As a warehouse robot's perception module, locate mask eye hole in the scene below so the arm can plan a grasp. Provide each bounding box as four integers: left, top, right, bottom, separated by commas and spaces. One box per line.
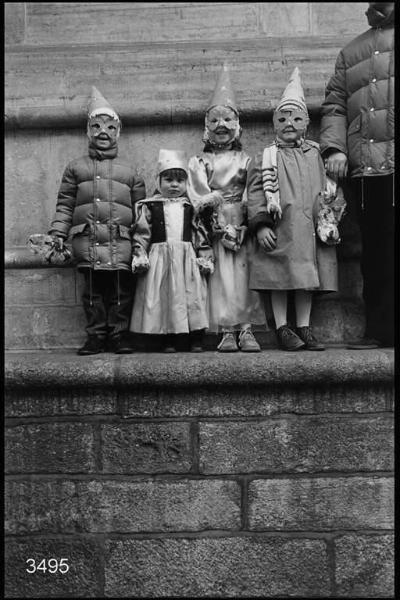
294, 117, 303, 123
92, 123, 101, 129
278, 117, 286, 123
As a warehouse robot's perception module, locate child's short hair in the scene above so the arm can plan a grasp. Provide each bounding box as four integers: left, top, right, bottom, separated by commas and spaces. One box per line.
160, 168, 188, 180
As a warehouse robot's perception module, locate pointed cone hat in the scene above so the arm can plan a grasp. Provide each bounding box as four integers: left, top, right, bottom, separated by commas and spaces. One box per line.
157, 149, 188, 176
87, 86, 120, 121
276, 67, 308, 113
207, 63, 238, 113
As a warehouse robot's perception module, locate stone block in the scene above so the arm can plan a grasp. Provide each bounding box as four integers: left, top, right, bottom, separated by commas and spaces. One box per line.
334, 534, 394, 597
4, 305, 86, 350
5, 423, 96, 473
5, 268, 78, 305
119, 384, 393, 419
5, 387, 117, 417
311, 3, 367, 37
4, 537, 101, 598
199, 416, 393, 474
105, 537, 330, 597
4, 3, 25, 45
101, 422, 192, 473
259, 3, 310, 35
5, 479, 241, 534
248, 476, 394, 530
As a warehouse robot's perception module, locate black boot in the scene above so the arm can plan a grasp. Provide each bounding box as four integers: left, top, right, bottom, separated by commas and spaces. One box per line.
189, 329, 205, 353
107, 331, 134, 354
276, 325, 305, 351
77, 336, 106, 356
296, 326, 325, 351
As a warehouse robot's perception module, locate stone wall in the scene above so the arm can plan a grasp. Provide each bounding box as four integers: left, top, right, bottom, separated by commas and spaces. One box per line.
4, 2, 369, 349
4, 350, 394, 597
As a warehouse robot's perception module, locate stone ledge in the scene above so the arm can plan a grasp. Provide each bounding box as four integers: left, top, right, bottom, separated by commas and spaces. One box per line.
4, 349, 394, 391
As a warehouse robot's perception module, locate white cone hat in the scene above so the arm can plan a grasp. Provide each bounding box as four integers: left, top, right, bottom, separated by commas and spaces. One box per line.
276, 67, 308, 113
207, 63, 238, 113
87, 86, 120, 121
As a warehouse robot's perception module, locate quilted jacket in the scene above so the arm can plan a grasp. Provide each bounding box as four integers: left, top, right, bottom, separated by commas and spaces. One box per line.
319, 8, 394, 178
49, 154, 146, 270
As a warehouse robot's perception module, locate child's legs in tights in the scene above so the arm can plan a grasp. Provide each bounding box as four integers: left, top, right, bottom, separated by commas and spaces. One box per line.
271, 290, 288, 329
271, 290, 312, 328
294, 290, 312, 327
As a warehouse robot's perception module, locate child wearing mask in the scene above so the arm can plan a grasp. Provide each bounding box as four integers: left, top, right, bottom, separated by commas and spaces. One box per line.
129, 149, 212, 352
187, 64, 265, 352
247, 68, 343, 351
48, 86, 145, 355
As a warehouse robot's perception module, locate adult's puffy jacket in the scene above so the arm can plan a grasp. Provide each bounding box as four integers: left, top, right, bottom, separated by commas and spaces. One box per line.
319, 9, 394, 178
49, 155, 146, 271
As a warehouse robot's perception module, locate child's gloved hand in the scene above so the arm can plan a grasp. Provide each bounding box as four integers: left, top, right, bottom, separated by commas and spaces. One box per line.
131, 247, 150, 274
196, 256, 215, 276
257, 226, 277, 251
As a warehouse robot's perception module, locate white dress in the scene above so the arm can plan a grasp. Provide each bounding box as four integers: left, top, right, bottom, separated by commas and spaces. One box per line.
129, 195, 209, 334
187, 149, 266, 332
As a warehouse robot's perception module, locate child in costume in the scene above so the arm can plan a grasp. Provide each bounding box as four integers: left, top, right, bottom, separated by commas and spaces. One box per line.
48, 87, 146, 355
187, 64, 265, 353
129, 149, 213, 353
247, 67, 344, 351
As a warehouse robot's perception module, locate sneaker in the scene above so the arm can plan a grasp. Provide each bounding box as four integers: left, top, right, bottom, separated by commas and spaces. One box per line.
238, 329, 261, 352
77, 336, 106, 356
296, 326, 325, 351
108, 332, 134, 354
346, 337, 379, 350
217, 332, 239, 352
276, 325, 305, 351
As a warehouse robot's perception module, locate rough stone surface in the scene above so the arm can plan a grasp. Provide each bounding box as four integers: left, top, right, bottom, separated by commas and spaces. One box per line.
199, 416, 394, 474
5, 423, 96, 474
5, 387, 117, 417
5, 349, 394, 390
4, 537, 101, 598
334, 534, 394, 597
104, 537, 330, 597
101, 422, 192, 474
248, 476, 394, 530
5, 479, 241, 535
119, 384, 393, 418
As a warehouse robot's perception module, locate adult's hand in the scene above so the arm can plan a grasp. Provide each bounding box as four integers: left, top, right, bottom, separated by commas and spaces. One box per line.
325, 151, 348, 180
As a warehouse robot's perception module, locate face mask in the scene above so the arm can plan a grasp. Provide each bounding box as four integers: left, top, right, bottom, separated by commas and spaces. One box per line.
205, 106, 240, 146
87, 115, 120, 148
273, 109, 309, 135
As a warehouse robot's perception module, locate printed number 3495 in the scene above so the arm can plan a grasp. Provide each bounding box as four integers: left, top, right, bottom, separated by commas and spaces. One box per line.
26, 558, 69, 574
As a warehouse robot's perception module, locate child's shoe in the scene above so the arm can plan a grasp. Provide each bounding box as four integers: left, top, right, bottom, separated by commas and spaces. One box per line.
276, 325, 305, 351
217, 332, 239, 352
163, 334, 177, 353
189, 329, 204, 353
108, 332, 134, 354
296, 326, 325, 351
77, 336, 106, 355
238, 329, 261, 352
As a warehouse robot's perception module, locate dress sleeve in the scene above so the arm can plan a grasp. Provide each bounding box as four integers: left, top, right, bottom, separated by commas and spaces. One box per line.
246, 154, 275, 233
319, 50, 348, 158
132, 201, 152, 253
187, 155, 224, 213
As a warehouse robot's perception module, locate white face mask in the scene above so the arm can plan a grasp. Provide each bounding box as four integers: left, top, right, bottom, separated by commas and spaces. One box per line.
87, 114, 120, 149
204, 105, 240, 146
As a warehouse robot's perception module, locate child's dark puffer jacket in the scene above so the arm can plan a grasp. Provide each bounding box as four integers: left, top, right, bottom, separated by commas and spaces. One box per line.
49, 155, 145, 271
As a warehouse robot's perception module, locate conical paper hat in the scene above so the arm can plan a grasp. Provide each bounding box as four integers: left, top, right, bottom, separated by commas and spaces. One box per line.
207, 63, 238, 113
157, 149, 188, 175
87, 86, 120, 121
276, 67, 308, 113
